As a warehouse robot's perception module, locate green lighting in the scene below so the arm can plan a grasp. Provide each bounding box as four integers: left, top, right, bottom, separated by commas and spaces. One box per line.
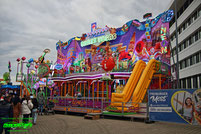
81, 33, 117, 47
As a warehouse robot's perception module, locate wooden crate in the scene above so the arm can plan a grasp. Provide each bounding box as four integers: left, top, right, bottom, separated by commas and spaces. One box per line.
84, 114, 100, 120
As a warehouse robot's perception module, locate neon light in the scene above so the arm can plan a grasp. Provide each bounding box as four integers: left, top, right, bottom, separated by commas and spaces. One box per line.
160, 26, 167, 41
145, 23, 149, 28
161, 46, 167, 53
3, 122, 32, 129
81, 33, 117, 47
87, 27, 109, 38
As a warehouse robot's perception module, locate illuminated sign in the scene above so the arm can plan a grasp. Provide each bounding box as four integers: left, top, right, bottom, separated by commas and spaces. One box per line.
143, 13, 152, 19
54, 64, 63, 70
160, 26, 168, 53
160, 26, 167, 41
81, 33, 117, 47
87, 27, 110, 38
91, 22, 97, 32
132, 20, 141, 27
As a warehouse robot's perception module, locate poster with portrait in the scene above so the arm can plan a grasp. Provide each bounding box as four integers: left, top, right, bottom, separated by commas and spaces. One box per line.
148, 89, 201, 125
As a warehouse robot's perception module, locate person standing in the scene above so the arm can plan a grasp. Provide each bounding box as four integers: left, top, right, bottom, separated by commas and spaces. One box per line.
0, 96, 13, 134
12, 95, 21, 124
31, 95, 38, 125
21, 96, 33, 123
38, 93, 45, 115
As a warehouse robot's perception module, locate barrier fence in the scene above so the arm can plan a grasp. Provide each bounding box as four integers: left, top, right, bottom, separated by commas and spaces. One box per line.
47, 96, 148, 118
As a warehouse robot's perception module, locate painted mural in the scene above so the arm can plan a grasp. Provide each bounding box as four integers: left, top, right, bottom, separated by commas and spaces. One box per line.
55, 10, 173, 76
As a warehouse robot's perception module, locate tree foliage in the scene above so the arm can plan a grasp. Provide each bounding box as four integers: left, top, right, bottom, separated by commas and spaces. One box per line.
3, 72, 10, 81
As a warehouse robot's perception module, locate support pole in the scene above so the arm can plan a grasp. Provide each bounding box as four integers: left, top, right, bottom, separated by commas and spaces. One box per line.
175, 0, 180, 88
84, 83, 86, 98
72, 82, 74, 97
46, 77, 48, 104
20, 81, 22, 97
79, 82, 81, 93
64, 82, 67, 96
92, 82, 94, 100
61, 82, 63, 96
88, 80, 90, 99
106, 80, 109, 100
97, 81, 99, 101
159, 74, 161, 89
102, 82, 104, 99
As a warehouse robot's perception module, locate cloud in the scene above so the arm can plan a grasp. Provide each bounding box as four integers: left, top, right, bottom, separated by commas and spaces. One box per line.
0, 0, 171, 84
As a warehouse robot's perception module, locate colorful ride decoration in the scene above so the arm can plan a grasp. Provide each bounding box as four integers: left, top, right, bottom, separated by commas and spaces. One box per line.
50, 10, 173, 113
55, 10, 173, 76
16, 48, 52, 97
38, 63, 50, 78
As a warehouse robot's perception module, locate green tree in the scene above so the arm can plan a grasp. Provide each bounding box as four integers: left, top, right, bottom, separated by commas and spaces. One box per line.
3, 72, 10, 81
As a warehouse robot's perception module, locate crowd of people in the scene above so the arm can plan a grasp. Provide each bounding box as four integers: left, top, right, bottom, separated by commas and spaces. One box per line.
0, 92, 45, 134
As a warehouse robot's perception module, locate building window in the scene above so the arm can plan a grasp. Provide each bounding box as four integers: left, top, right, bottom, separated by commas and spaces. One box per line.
183, 23, 187, 31
187, 77, 192, 89
193, 11, 198, 21
171, 36, 173, 41
182, 60, 185, 69
199, 30, 201, 39
192, 55, 196, 65
184, 59, 187, 68
195, 31, 199, 41
181, 43, 184, 51
191, 35, 194, 44
186, 58, 190, 67
198, 7, 201, 17
189, 37, 192, 46
200, 51, 201, 63
190, 56, 193, 65
178, 27, 182, 34
196, 52, 200, 63
173, 48, 176, 56
183, 41, 186, 49
185, 39, 189, 47
193, 76, 198, 88
171, 66, 174, 73
199, 75, 201, 88
183, 78, 186, 88
187, 17, 191, 26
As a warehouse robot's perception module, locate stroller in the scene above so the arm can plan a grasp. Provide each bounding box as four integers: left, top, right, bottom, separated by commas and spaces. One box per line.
44, 101, 55, 115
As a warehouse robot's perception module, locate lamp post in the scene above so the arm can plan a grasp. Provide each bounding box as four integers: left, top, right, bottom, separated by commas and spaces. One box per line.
174, 0, 180, 88
8, 61, 11, 83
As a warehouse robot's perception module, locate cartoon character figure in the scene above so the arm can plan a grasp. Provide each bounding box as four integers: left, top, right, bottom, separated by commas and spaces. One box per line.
135, 41, 144, 55
119, 51, 131, 61
101, 56, 115, 79
101, 57, 115, 72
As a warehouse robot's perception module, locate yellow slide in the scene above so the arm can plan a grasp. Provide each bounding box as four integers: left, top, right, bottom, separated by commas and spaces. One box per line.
110, 59, 159, 111
111, 60, 146, 107
131, 59, 159, 106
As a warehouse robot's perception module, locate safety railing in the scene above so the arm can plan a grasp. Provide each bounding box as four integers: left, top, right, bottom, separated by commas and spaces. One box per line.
47, 96, 149, 118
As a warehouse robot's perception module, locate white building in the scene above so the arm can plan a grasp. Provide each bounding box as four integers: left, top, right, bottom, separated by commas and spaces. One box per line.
168, 0, 201, 88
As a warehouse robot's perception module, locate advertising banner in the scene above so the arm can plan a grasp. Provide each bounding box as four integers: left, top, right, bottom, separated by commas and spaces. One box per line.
148, 89, 201, 125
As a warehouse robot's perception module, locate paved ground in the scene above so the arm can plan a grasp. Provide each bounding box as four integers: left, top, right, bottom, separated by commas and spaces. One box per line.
7, 113, 201, 134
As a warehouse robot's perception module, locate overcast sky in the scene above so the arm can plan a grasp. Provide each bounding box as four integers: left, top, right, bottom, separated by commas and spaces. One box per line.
0, 0, 171, 84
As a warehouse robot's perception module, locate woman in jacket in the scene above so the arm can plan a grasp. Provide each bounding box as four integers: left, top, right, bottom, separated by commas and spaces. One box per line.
21, 96, 33, 123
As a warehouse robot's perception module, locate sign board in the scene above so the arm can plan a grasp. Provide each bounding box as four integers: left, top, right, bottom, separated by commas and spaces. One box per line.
148, 89, 201, 125
54, 64, 63, 70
